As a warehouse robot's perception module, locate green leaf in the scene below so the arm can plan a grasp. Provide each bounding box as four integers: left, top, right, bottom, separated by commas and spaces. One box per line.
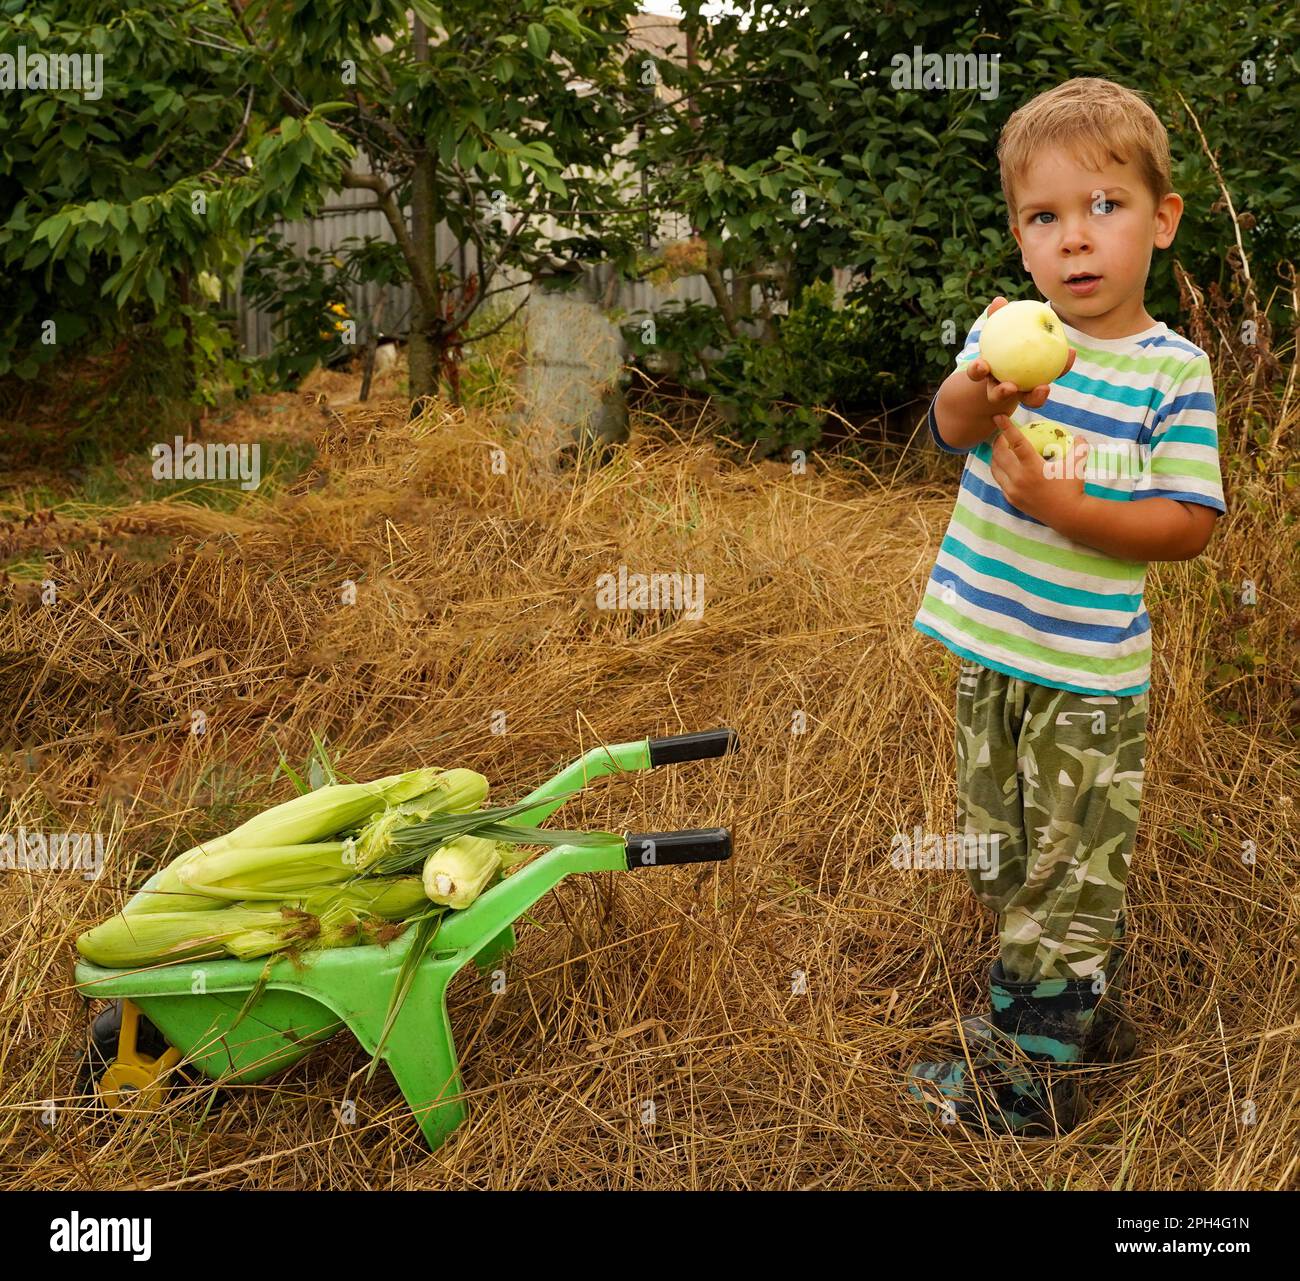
34, 212, 71, 246
276, 754, 311, 797
526, 22, 551, 60
779, 48, 819, 71
550, 8, 582, 38
458, 132, 482, 170
305, 119, 336, 153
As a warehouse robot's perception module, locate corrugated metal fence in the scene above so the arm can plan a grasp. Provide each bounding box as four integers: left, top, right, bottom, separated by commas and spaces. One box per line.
231, 180, 721, 360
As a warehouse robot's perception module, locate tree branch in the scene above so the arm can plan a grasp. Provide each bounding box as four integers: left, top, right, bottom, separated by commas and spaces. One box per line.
200, 86, 255, 178
339, 169, 434, 313
457, 291, 531, 347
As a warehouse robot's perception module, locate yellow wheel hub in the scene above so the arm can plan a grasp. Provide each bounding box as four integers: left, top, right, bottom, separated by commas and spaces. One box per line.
96, 1000, 182, 1112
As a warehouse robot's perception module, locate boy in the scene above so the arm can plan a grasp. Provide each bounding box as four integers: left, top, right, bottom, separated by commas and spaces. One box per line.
907, 77, 1226, 1135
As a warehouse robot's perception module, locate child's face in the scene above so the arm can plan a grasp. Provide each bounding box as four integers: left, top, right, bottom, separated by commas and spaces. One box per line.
1008, 144, 1182, 336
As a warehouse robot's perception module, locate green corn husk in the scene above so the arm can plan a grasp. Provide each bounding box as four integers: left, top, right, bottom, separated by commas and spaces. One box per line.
354, 769, 489, 870
221, 877, 436, 959
224, 768, 446, 847
119, 844, 226, 915
76, 906, 309, 968
322, 876, 431, 920
421, 836, 501, 910
78, 876, 435, 968
177, 841, 356, 902
221, 907, 333, 961
125, 767, 445, 915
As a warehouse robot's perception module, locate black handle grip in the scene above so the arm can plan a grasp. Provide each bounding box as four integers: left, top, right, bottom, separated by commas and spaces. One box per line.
647, 729, 739, 766
624, 828, 731, 869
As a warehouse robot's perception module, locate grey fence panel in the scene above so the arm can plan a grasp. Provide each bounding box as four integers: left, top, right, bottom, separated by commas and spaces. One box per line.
231, 199, 420, 359
232, 202, 728, 361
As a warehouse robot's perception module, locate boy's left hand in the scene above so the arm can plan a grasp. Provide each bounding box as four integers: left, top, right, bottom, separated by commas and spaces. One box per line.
989, 415, 1090, 529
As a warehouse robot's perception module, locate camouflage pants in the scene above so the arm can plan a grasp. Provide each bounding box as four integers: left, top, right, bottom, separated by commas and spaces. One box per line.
955, 660, 1147, 984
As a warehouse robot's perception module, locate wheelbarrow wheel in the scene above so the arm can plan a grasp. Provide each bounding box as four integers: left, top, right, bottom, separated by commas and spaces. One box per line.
77, 999, 210, 1115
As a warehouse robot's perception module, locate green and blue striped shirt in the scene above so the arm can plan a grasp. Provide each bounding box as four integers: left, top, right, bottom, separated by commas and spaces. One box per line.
914, 305, 1225, 696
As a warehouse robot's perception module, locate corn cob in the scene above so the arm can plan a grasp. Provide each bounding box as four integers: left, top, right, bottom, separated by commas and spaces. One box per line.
125, 768, 445, 915
218, 768, 446, 848
176, 841, 356, 902
354, 769, 489, 870
76, 906, 307, 967
315, 876, 431, 920
421, 835, 501, 910
78, 876, 434, 967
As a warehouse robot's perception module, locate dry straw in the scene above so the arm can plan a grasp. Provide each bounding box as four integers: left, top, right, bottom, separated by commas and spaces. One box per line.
0, 309, 1295, 1189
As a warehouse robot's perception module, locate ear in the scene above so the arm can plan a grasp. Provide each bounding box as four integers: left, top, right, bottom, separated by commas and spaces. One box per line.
1154, 193, 1183, 249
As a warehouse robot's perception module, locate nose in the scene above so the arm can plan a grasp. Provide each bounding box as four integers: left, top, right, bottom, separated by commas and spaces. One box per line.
1059, 218, 1093, 254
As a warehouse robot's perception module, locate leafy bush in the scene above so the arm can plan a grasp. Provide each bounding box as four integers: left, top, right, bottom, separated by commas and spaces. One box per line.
623, 279, 914, 453
636, 0, 1300, 435
240, 233, 408, 388
0, 5, 352, 387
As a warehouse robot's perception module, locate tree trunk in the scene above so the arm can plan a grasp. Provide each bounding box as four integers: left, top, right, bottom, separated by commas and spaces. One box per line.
175, 269, 196, 420
407, 18, 443, 414
702, 239, 738, 337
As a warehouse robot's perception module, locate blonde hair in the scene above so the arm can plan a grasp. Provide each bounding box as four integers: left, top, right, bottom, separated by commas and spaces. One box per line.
997, 77, 1171, 222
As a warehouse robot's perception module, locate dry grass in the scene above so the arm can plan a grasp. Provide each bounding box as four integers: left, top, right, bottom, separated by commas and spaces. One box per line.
0, 342, 1296, 1190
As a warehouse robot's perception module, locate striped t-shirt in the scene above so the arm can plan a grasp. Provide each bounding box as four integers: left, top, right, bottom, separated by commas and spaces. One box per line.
913, 304, 1226, 696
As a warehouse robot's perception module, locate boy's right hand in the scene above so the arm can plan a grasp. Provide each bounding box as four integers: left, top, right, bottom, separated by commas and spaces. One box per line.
964, 296, 1076, 413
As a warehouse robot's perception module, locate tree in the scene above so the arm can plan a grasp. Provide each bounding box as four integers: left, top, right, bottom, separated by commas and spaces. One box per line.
0, 1, 353, 386
1, 0, 650, 407
262, 0, 646, 403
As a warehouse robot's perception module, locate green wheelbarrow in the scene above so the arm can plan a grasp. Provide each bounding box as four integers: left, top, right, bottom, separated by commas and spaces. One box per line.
74, 728, 738, 1151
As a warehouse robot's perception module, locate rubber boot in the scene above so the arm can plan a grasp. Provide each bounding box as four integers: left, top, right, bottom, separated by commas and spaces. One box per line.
906, 961, 1101, 1135
953, 913, 1138, 1064
1081, 913, 1138, 1062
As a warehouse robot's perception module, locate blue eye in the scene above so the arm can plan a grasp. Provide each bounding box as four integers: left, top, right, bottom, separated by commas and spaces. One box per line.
1031, 211, 1055, 225
1094, 199, 1118, 214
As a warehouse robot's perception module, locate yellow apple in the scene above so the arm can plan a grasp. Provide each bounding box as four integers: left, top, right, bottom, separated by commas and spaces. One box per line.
979, 300, 1070, 391
1021, 422, 1076, 462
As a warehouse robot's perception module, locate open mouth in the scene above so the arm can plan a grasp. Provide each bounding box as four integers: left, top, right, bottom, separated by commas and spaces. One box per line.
1065, 272, 1102, 295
